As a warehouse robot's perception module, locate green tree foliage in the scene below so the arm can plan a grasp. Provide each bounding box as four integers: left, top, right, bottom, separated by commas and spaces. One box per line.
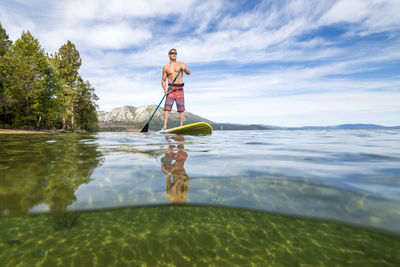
1, 31, 61, 129
0, 23, 12, 122
51, 41, 81, 129
75, 77, 99, 132
0, 23, 12, 56
0, 24, 98, 131
51, 41, 98, 130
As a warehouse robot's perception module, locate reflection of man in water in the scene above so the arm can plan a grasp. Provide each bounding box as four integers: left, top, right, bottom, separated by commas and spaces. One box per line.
161, 135, 190, 203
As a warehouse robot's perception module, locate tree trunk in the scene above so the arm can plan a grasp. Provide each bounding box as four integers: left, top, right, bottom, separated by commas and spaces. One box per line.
62, 116, 66, 129
36, 116, 41, 129
71, 106, 75, 128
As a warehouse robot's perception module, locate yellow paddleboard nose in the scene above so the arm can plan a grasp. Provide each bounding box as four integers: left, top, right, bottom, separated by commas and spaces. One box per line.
160, 122, 212, 136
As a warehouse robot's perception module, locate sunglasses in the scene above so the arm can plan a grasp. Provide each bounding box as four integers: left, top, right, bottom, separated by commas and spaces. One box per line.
169, 52, 177, 55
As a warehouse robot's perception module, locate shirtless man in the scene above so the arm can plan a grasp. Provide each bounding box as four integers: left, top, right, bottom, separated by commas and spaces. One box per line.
161, 48, 190, 130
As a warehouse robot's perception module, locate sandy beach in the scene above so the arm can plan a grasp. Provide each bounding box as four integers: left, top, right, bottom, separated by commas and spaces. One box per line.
0, 129, 66, 134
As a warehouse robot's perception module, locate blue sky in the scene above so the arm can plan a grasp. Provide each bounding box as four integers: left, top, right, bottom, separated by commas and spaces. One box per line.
1, 0, 400, 126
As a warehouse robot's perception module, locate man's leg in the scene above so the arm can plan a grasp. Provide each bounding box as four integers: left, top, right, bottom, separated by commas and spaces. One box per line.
179, 111, 184, 127
176, 90, 185, 127
163, 111, 170, 130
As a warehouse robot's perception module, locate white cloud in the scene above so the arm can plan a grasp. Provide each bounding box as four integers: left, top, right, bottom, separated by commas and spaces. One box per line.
41, 23, 152, 51
57, 0, 199, 21
319, 0, 400, 35
188, 89, 400, 126
0, 7, 36, 41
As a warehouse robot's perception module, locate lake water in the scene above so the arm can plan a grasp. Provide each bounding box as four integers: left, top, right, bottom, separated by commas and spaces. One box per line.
1, 130, 400, 266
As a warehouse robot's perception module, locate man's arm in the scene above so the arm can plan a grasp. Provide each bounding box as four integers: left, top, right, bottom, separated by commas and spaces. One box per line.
181, 63, 190, 75
161, 66, 167, 94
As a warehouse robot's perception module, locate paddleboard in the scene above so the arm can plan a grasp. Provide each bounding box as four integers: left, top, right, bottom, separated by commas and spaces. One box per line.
159, 122, 212, 135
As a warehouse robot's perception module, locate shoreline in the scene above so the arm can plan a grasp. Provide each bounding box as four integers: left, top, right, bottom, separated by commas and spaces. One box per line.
0, 129, 69, 135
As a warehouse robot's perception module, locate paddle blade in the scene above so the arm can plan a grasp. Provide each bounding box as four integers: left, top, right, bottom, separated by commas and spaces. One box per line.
140, 123, 149, 133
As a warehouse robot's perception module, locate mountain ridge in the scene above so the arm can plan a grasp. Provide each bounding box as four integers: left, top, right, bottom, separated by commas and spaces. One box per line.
98, 105, 214, 131
262, 124, 400, 130
97, 105, 400, 131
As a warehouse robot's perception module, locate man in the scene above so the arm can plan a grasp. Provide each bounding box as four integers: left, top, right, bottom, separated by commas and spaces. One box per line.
161, 48, 190, 130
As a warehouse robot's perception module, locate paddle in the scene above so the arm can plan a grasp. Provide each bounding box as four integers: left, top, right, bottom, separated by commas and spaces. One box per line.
140, 69, 182, 132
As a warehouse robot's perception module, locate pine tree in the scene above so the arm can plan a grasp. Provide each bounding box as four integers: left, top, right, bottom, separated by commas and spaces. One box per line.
0, 23, 13, 126
0, 23, 12, 56
1, 31, 61, 128
51, 41, 82, 129
75, 77, 99, 131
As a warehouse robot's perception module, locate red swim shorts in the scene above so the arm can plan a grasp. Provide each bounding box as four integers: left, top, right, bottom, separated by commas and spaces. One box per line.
164, 84, 185, 112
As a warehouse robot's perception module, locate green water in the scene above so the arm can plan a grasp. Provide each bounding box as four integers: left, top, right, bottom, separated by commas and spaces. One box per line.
1, 205, 399, 266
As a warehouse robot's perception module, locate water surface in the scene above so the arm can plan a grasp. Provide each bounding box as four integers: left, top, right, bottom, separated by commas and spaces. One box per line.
1, 130, 400, 265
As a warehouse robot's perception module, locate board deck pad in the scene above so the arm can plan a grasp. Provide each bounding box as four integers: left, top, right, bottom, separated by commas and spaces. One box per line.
160, 122, 212, 135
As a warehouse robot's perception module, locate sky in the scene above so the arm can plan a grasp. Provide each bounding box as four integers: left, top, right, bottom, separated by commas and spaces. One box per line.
1, 0, 400, 126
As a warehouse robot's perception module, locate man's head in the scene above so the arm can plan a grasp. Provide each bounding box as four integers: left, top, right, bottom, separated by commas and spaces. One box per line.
168, 48, 177, 59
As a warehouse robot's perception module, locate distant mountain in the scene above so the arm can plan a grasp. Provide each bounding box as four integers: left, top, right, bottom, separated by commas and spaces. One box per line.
98, 105, 274, 131
325, 124, 400, 130
97, 106, 399, 131
266, 124, 400, 130
98, 105, 214, 131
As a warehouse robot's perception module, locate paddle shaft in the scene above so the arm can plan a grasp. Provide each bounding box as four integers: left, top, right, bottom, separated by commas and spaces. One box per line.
141, 69, 182, 132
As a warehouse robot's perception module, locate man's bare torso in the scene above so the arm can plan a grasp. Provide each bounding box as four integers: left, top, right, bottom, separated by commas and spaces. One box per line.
164, 62, 185, 84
